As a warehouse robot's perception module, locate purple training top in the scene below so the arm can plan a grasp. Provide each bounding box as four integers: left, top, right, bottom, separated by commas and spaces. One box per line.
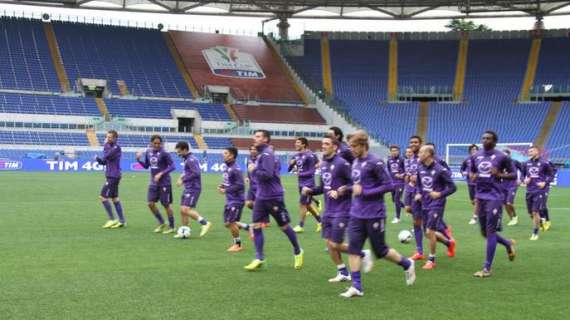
404, 155, 420, 193
96, 142, 122, 178
470, 149, 515, 201
222, 160, 245, 205
338, 142, 355, 164
292, 150, 318, 188
522, 157, 554, 194
311, 153, 352, 218
387, 155, 406, 186
138, 148, 176, 187
180, 153, 201, 193
417, 160, 457, 209
252, 144, 284, 200
350, 153, 394, 219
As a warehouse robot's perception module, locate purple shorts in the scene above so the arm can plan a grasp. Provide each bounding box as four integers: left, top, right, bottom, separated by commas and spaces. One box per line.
253, 198, 291, 227
100, 177, 120, 198
403, 190, 414, 207
148, 184, 173, 206
347, 217, 390, 259
298, 186, 313, 205
321, 215, 350, 244
468, 184, 477, 201
424, 208, 444, 231
477, 199, 503, 234
224, 204, 244, 223
180, 190, 200, 208
526, 192, 546, 215
503, 187, 517, 205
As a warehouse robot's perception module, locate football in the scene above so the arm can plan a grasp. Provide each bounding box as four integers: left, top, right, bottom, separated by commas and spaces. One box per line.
398, 230, 413, 243
177, 226, 191, 239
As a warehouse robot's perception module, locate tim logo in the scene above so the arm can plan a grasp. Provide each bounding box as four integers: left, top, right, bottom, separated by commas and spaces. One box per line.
202, 46, 265, 79
0, 159, 23, 170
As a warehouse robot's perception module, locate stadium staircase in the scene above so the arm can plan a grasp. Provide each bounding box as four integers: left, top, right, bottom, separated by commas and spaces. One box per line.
224, 104, 240, 122
520, 36, 542, 101
193, 134, 208, 150
453, 34, 469, 101
388, 34, 398, 101
417, 101, 429, 141
86, 128, 99, 147
43, 22, 71, 93
116, 80, 130, 96
162, 32, 200, 98
320, 34, 334, 96
535, 101, 562, 148
95, 98, 111, 121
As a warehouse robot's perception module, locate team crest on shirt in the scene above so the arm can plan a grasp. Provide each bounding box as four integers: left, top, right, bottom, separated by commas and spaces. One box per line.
529, 167, 540, 177
352, 170, 362, 183
322, 172, 333, 187
421, 176, 434, 190
478, 161, 492, 174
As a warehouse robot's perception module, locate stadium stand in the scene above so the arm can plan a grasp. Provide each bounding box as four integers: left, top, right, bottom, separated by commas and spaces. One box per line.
0, 92, 99, 116
0, 130, 90, 145
0, 17, 60, 91
53, 22, 190, 98
104, 99, 231, 121
546, 101, 570, 161
230, 104, 326, 124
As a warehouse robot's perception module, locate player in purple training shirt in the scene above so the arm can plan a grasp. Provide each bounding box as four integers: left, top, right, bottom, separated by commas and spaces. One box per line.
522, 146, 554, 241
291, 137, 322, 233
540, 160, 556, 231
136, 135, 177, 234
173, 141, 212, 239
244, 130, 304, 271
218, 147, 250, 251
502, 149, 523, 226
461, 144, 480, 225
340, 131, 415, 298
387, 145, 406, 224
245, 145, 258, 210
469, 131, 516, 278
405, 135, 425, 261
415, 145, 457, 270
302, 135, 372, 283
95, 130, 125, 229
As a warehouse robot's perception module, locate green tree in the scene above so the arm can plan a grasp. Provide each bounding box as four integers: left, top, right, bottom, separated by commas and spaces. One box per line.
445, 18, 492, 32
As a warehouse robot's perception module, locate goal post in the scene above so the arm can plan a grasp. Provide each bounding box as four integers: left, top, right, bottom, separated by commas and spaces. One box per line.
445, 142, 533, 167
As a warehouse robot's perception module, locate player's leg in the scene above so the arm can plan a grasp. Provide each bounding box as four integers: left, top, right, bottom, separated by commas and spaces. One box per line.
294, 203, 308, 233
326, 216, 351, 282
159, 186, 175, 234
225, 205, 243, 251
391, 187, 402, 223
109, 197, 125, 228
181, 191, 210, 237
271, 201, 303, 269
366, 218, 415, 284
99, 179, 117, 228
505, 188, 518, 226
306, 204, 322, 232
148, 185, 166, 232
468, 185, 478, 224
423, 210, 441, 269
244, 201, 268, 270
342, 217, 367, 297
410, 201, 424, 260
541, 192, 551, 230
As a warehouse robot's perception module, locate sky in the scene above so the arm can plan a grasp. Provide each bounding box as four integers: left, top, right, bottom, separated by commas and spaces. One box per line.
1, 2, 570, 38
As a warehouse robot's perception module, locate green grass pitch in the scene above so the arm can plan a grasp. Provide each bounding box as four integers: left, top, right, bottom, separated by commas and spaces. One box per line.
1, 172, 569, 319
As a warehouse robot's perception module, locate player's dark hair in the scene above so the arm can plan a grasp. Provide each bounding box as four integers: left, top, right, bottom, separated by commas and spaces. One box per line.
503, 148, 511, 155
225, 147, 238, 159
150, 134, 163, 143
409, 135, 423, 144
107, 130, 118, 138
529, 145, 540, 151
296, 137, 308, 147
175, 141, 189, 151
329, 126, 344, 142
255, 129, 271, 143
468, 144, 479, 152
323, 134, 341, 147
390, 145, 400, 151
249, 144, 256, 150
484, 130, 498, 143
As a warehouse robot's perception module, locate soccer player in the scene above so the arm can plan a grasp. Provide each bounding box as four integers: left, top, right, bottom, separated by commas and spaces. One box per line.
461, 144, 479, 225
218, 147, 248, 251
173, 141, 212, 239
540, 160, 557, 231
522, 146, 553, 241
245, 145, 258, 211
95, 130, 125, 229
415, 145, 457, 270
290, 137, 322, 233
244, 130, 303, 271
302, 135, 372, 283
502, 149, 523, 226
136, 135, 176, 234
340, 130, 415, 298
469, 131, 516, 278
328, 126, 354, 164
387, 145, 405, 224
405, 135, 425, 260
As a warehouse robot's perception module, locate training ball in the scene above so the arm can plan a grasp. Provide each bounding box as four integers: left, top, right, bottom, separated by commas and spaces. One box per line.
398, 230, 413, 243
177, 226, 191, 239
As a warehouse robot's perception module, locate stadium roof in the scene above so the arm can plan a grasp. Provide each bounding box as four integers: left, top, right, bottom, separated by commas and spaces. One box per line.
1, 0, 570, 22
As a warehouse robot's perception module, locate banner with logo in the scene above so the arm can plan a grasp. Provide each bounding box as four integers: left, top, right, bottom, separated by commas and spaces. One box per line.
202, 46, 265, 79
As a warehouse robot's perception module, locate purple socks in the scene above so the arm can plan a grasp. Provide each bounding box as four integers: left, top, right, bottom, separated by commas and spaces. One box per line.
113, 201, 124, 223
414, 225, 423, 254
282, 226, 301, 255
102, 200, 114, 220
253, 228, 265, 260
